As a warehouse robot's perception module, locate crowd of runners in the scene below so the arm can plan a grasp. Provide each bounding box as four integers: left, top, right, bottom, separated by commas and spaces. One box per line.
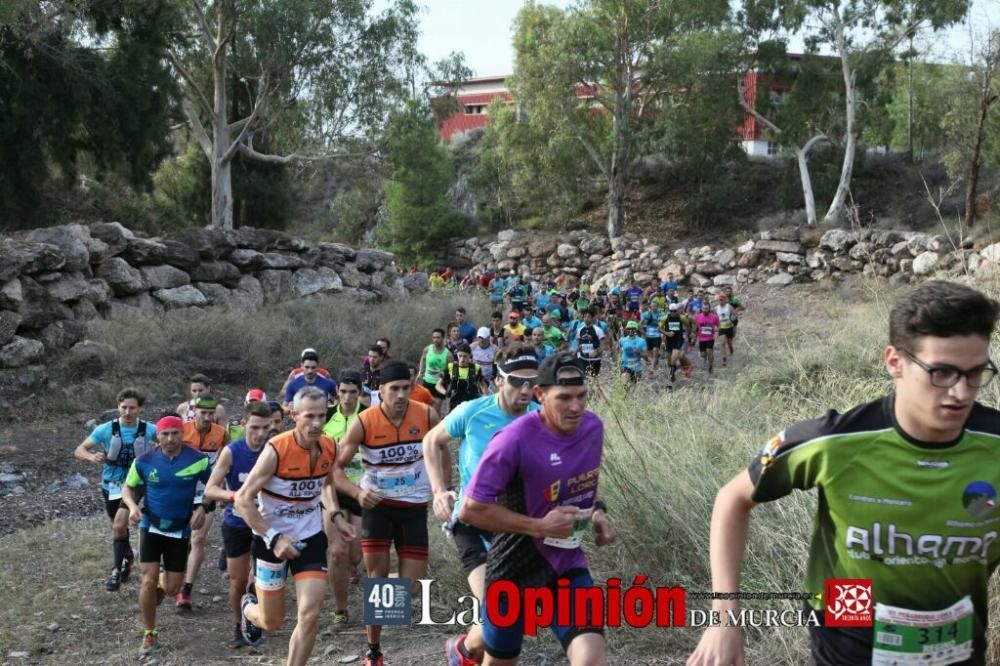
71, 277, 1000, 666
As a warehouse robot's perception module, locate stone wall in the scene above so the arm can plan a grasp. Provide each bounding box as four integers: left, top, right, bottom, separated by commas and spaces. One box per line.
447, 226, 995, 290
0, 223, 406, 371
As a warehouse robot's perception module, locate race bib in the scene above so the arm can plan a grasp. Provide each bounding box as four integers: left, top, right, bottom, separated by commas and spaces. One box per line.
667, 322, 681, 332
645, 326, 660, 337
107, 481, 123, 501
371, 467, 421, 498
700, 326, 714, 336
149, 524, 185, 539
543, 509, 593, 549
872, 597, 974, 666
581, 343, 595, 355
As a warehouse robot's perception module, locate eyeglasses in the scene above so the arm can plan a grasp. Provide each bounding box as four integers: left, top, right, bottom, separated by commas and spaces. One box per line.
900, 349, 998, 389
497, 369, 538, 388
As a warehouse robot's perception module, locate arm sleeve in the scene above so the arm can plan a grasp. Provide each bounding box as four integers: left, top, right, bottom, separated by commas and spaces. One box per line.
747, 412, 841, 503
443, 401, 471, 440
89, 422, 110, 452
464, 430, 521, 505
125, 460, 143, 488
284, 379, 297, 404
198, 455, 213, 484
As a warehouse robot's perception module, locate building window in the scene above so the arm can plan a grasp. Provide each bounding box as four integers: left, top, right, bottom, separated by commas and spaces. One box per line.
464, 104, 486, 115
767, 141, 780, 156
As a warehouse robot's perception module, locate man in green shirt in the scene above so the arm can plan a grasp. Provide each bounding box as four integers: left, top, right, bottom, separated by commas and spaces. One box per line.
689, 280, 1000, 666
541, 314, 566, 351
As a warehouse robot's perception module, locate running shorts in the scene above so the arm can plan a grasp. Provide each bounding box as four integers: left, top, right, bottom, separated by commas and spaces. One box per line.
139, 527, 189, 572
101, 486, 145, 520
645, 336, 662, 349
482, 568, 604, 659
664, 335, 684, 352
362, 502, 429, 560
451, 520, 492, 575
222, 524, 253, 558
699, 339, 715, 352
251, 531, 328, 595
719, 327, 734, 339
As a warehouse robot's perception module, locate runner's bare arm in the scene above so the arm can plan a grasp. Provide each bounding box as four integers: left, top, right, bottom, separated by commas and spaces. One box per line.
423, 423, 456, 522
175, 401, 187, 417
686, 469, 757, 666
334, 417, 380, 508
203, 446, 234, 504
460, 497, 577, 539
74, 436, 104, 463
215, 404, 227, 425
322, 469, 355, 541
416, 347, 428, 383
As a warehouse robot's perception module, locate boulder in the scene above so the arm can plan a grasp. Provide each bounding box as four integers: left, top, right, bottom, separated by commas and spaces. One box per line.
340, 263, 363, 289
39, 320, 84, 352
766, 272, 795, 286
529, 238, 558, 257
737, 251, 762, 268
713, 249, 736, 267
272, 234, 308, 252
579, 236, 611, 255
980, 243, 1000, 263
227, 249, 264, 271
694, 262, 725, 276
761, 226, 801, 242
190, 260, 241, 286
96, 257, 149, 296
72, 299, 100, 320
0, 336, 45, 368
29, 225, 91, 272
755, 239, 804, 254
160, 240, 201, 270
291, 268, 343, 297
848, 242, 873, 261
775, 252, 804, 265
303, 243, 352, 269
153, 285, 208, 309
0, 279, 22, 310
869, 230, 906, 247
830, 256, 862, 272
18, 277, 74, 329
807, 251, 832, 270
506, 245, 528, 259
259, 270, 293, 305
689, 273, 712, 288
0, 311, 21, 346
819, 229, 858, 253
122, 237, 167, 265
911, 251, 940, 276
890, 241, 911, 257
737, 240, 755, 254
402, 272, 430, 293
65, 340, 118, 376
230, 276, 264, 311
81, 279, 113, 305
355, 248, 394, 273
497, 229, 520, 243
47, 272, 90, 301
140, 265, 190, 290
88, 222, 132, 257
108, 292, 164, 320
259, 252, 305, 270
713, 274, 737, 287
906, 233, 932, 255
231, 227, 282, 251
194, 282, 232, 306
166, 227, 233, 259
0, 238, 65, 281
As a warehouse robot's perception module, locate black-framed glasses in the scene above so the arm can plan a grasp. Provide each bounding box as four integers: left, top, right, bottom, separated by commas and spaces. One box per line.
900, 349, 998, 389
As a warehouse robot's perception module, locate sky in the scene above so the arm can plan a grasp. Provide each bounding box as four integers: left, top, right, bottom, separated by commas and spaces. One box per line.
411, 0, 999, 77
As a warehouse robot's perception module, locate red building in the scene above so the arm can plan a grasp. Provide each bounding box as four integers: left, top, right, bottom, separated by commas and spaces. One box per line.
438, 72, 789, 158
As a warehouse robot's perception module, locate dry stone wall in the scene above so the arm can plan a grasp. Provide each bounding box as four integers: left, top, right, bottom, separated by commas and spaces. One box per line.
447, 227, 991, 291
0, 223, 405, 371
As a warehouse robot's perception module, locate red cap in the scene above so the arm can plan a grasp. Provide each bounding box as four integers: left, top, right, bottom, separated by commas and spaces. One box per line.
156, 415, 183, 433
510, 312, 520, 319
245, 388, 267, 404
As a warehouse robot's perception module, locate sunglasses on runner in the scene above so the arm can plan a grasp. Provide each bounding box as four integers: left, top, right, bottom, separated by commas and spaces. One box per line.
497, 369, 538, 388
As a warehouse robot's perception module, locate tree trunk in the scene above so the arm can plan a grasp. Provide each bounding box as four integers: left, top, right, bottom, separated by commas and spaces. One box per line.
823, 4, 856, 227
210, 19, 233, 229
964, 93, 991, 229
796, 134, 827, 226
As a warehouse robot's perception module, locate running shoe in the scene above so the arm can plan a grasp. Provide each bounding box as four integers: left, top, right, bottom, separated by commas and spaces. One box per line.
445, 635, 477, 666
364, 649, 384, 666
332, 610, 349, 627
121, 548, 135, 583
229, 624, 247, 648
240, 592, 263, 646
139, 629, 158, 656
105, 568, 121, 592
176, 590, 192, 611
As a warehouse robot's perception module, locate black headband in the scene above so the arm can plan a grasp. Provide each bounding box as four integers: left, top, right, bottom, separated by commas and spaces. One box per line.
500, 354, 539, 374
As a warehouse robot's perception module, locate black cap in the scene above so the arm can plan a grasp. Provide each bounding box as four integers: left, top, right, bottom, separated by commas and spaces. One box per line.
536, 352, 586, 387
456, 342, 472, 355
339, 369, 363, 387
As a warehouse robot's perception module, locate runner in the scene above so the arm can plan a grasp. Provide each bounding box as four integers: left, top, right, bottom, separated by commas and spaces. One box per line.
227, 389, 267, 452
488, 274, 506, 309
455, 307, 478, 343
284, 350, 337, 409
508, 275, 527, 315
202, 400, 273, 648
488, 312, 507, 349
521, 307, 543, 334
321, 371, 367, 628
408, 364, 436, 407
722, 285, 745, 354
460, 352, 617, 666
573, 308, 606, 377
176, 374, 227, 424
122, 414, 211, 656
715, 293, 736, 367
445, 324, 464, 356
688, 280, 1000, 666
542, 314, 566, 352
694, 301, 720, 374
335, 360, 440, 666
503, 311, 528, 342
617, 320, 648, 384
237, 386, 356, 666
640, 299, 666, 370
438, 342, 484, 411
532, 326, 554, 361
363, 345, 385, 404
279, 348, 334, 401
660, 303, 693, 384
472, 327, 500, 389
424, 343, 541, 666
418, 328, 453, 413
624, 279, 644, 318
74, 388, 157, 591
178, 395, 229, 611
